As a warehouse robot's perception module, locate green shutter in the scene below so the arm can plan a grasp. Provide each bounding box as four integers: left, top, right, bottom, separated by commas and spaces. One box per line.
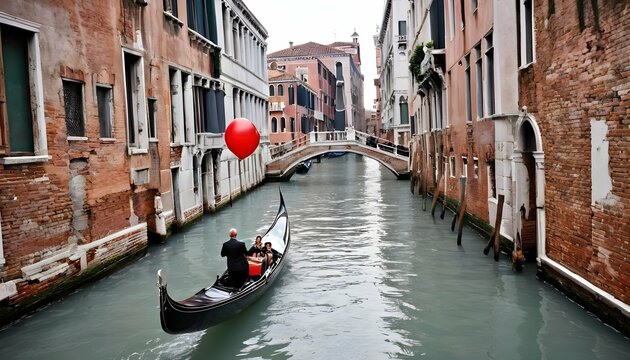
2, 25, 34, 154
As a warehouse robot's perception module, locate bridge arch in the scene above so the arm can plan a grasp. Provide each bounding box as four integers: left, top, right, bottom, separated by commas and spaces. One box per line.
266, 134, 410, 182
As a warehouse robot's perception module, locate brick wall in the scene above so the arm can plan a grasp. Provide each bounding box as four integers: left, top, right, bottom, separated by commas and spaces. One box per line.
522, 0, 630, 303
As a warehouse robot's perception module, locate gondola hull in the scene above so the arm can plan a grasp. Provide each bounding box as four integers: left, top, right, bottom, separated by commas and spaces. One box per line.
158, 192, 290, 334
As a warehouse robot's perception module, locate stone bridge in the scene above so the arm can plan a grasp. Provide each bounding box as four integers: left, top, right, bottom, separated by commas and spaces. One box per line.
265, 129, 410, 181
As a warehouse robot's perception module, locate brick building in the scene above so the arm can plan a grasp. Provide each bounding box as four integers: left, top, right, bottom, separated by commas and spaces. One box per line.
0, 0, 269, 325
519, 0, 630, 333
267, 67, 325, 145
399, 0, 629, 334
268, 38, 365, 131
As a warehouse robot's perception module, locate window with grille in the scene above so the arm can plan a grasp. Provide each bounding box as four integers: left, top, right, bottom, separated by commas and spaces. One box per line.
96, 85, 113, 138
450, 156, 456, 177
63, 80, 85, 137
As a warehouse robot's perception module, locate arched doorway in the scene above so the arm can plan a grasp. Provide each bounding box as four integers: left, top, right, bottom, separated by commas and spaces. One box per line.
514, 115, 545, 261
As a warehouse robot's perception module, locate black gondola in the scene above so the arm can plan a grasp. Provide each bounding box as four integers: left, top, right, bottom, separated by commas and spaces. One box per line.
295, 159, 312, 174
157, 191, 290, 334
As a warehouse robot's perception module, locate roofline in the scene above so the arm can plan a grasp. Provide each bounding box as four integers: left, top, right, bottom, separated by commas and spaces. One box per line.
378, 0, 392, 45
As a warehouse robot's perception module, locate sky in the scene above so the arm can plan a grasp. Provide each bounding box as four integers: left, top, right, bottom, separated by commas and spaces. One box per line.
243, 0, 387, 109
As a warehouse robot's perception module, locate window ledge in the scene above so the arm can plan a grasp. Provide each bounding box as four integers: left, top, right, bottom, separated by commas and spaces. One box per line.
99, 138, 116, 143
129, 148, 148, 155
163, 11, 183, 27
187, 29, 218, 49
0, 155, 50, 165
68, 136, 88, 141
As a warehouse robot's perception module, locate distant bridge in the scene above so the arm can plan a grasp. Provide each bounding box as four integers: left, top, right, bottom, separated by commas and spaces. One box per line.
265, 129, 410, 181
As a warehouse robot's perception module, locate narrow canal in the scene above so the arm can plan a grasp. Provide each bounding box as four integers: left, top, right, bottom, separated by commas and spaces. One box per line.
1, 155, 628, 359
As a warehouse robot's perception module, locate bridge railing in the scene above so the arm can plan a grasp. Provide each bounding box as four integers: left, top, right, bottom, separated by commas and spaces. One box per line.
353, 130, 410, 157
268, 129, 410, 160
269, 134, 310, 159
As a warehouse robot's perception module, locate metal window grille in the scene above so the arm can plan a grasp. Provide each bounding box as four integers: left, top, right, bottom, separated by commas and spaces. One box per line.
63, 80, 85, 137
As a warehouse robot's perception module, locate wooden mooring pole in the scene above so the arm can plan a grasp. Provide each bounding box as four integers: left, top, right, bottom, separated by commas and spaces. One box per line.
451, 176, 466, 232
483, 194, 505, 261
431, 173, 444, 217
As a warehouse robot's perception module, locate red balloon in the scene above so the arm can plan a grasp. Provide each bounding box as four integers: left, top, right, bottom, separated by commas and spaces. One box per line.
224, 118, 260, 160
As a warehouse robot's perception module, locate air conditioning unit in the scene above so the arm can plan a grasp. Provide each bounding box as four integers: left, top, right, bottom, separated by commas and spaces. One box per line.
136, 0, 149, 6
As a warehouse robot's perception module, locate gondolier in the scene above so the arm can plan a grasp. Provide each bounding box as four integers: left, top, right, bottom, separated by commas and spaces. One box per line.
221, 228, 249, 288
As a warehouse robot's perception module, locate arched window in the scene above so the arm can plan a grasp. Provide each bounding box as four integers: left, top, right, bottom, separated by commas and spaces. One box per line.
269, 85, 275, 96
278, 84, 284, 96
290, 117, 295, 132
281, 117, 286, 132
271, 117, 278, 132
288, 85, 294, 104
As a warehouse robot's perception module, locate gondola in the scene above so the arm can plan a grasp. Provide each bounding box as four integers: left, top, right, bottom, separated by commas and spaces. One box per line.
157, 191, 290, 334
295, 159, 312, 174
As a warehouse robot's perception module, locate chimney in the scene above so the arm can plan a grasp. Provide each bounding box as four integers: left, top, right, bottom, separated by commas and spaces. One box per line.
289, 41, 293, 48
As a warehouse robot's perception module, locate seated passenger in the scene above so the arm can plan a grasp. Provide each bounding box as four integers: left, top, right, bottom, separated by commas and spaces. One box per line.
261, 241, 280, 265
248, 235, 264, 257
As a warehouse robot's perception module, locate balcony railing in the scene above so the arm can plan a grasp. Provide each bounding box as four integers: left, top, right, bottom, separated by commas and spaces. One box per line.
397, 35, 407, 43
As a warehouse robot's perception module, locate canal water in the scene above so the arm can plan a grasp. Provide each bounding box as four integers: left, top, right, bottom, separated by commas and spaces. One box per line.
0, 155, 628, 359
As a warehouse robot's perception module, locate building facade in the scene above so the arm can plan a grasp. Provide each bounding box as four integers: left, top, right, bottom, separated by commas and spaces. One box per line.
267, 68, 320, 145
0, 0, 269, 325
401, 0, 629, 333
377, 0, 412, 146
268, 38, 365, 131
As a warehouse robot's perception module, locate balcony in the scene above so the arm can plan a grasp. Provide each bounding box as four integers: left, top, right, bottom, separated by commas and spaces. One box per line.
197, 133, 225, 150
270, 102, 285, 112
397, 35, 407, 43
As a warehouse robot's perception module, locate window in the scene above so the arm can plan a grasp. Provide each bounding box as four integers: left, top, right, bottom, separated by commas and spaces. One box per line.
96, 85, 113, 138
459, 0, 466, 29
269, 85, 274, 96
398, 21, 407, 36
488, 162, 497, 198
448, 0, 455, 40
124, 51, 148, 150
462, 156, 468, 177
464, 54, 471, 122
163, 0, 178, 17
281, 117, 286, 132
63, 80, 85, 137
524, 0, 533, 64
187, 0, 218, 43
278, 84, 284, 96
449, 156, 456, 177
399, 97, 409, 125
193, 156, 199, 191
519, 0, 534, 66
148, 97, 157, 140
288, 85, 294, 104
473, 157, 479, 178
0, 20, 47, 158
290, 117, 295, 132
169, 68, 193, 144
193, 81, 208, 133
271, 117, 277, 132
472, 0, 478, 12
485, 33, 495, 115
475, 44, 483, 118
